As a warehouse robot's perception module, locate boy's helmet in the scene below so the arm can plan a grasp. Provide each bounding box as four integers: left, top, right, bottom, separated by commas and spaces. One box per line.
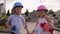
37, 5, 48, 12
13, 2, 23, 8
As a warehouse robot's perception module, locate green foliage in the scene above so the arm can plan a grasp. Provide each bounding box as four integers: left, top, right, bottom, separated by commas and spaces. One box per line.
48, 9, 54, 14
48, 9, 56, 17
53, 13, 56, 17
1, 13, 6, 20
6, 10, 10, 16
55, 25, 60, 28
25, 9, 29, 16
0, 13, 7, 26
58, 19, 60, 24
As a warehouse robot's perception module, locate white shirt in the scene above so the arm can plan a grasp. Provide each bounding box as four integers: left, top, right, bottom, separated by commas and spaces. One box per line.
7, 14, 26, 34
35, 17, 54, 34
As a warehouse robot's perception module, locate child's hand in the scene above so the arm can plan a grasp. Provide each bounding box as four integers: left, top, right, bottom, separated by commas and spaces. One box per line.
26, 29, 30, 34
27, 31, 30, 34
30, 30, 35, 34
7, 27, 12, 32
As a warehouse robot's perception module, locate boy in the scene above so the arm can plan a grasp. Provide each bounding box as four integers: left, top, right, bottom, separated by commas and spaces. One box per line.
6, 2, 29, 34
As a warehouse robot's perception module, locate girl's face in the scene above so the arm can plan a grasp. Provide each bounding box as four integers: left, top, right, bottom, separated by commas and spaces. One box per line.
38, 10, 46, 17
15, 7, 22, 15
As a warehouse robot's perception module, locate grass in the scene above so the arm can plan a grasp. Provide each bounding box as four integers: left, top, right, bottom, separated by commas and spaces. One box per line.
0, 26, 7, 31
55, 24, 60, 28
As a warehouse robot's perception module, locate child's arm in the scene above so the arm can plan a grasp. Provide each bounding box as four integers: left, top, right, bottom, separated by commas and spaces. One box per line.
22, 17, 30, 34
31, 30, 35, 34
6, 21, 11, 32
23, 22, 27, 29
31, 22, 38, 34
23, 22, 30, 34
5, 15, 12, 32
45, 16, 54, 29
25, 27, 30, 34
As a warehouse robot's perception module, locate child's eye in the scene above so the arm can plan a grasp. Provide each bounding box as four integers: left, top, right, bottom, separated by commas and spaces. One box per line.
16, 8, 21, 10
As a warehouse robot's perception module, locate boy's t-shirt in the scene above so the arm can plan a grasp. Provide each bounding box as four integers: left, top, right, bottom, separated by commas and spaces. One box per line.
7, 14, 25, 33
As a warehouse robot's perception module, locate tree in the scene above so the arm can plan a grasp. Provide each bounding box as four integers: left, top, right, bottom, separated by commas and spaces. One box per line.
25, 9, 29, 16
48, 9, 54, 14
53, 13, 56, 17
6, 10, 10, 16
48, 9, 57, 17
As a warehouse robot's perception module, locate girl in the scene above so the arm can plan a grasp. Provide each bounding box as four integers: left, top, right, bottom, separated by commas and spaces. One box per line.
31, 5, 54, 34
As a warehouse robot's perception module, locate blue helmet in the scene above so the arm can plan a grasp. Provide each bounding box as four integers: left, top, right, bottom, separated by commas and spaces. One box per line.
13, 2, 23, 8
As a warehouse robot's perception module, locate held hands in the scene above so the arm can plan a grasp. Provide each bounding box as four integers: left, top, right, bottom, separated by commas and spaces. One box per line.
25, 27, 33, 34
25, 28, 30, 34
30, 30, 35, 34
27, 30, 30, 34
24, 25, 30, 34
30, 32, 34, 34
27, 31, 34, 34
24, 25, 34, 34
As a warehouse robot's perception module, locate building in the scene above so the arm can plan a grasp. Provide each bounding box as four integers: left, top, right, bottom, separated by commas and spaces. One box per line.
55, 10, 60, 17
25, 10, 39, 22
0, 3, 6, 14
0, 3, 6, 20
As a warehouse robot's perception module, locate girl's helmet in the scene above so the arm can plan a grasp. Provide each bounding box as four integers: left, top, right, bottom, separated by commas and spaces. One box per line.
37, 5, 48, 12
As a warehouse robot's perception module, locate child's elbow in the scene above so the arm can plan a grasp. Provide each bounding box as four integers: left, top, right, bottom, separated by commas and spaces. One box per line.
5, 21, 10, 26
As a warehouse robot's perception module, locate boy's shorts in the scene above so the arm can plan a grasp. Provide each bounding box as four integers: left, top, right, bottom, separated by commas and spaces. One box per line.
11, 32, 16, 34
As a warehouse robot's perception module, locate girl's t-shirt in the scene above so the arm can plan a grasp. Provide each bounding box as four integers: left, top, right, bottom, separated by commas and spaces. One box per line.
35, 17, 54, 34
37, 17, 54, 28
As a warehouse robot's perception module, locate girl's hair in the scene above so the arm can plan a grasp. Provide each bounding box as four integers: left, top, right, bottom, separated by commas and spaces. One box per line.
37, 9, 48, 13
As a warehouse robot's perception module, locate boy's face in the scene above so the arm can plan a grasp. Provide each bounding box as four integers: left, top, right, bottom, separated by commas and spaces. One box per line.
38, 10, 46, 17
15, 7, 22, 15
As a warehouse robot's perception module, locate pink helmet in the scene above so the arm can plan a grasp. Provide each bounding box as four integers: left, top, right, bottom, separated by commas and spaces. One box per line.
37, 5, 48, 11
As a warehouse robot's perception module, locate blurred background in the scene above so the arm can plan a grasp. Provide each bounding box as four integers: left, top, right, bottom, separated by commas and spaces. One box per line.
0, 0, 60, 34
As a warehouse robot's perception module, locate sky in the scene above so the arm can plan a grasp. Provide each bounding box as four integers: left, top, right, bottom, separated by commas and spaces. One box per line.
0, 0, 60, 13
